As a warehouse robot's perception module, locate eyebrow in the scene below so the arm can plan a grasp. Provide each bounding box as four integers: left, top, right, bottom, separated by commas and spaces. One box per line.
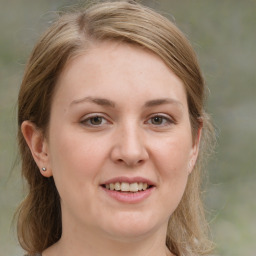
70, 96, 183, 109
144, 98, 183, 108
70, 96, 115, 108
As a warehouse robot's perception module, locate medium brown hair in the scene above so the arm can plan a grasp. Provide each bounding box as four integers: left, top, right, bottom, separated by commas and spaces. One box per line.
17, 1, 215, 255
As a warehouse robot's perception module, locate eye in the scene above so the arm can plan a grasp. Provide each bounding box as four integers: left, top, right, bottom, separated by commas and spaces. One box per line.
80, 114, 109, 127
89, 116, 104, 125
151, 116, 164, 125
146, 114, 174, 127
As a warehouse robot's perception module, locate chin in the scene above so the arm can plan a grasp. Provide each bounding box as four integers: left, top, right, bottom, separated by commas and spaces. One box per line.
100, 211, 166, 241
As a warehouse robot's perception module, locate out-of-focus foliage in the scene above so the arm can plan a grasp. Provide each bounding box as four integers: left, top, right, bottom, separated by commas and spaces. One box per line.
0, 1, 255, 255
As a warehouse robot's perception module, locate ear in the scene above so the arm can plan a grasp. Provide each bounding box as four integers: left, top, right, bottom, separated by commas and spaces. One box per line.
188, 124, 203, 174
21, 121, 52, 177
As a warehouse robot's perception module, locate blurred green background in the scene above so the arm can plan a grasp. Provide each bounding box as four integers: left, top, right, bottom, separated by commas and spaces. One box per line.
0, 0, 255, 255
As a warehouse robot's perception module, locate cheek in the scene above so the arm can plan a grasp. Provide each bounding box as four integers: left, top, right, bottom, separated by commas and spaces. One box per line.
155, 137, 191, 210
49, 128, 103, 169
152, 134, 192, 175
47, 129, 107, 195
150, 131, 192, 199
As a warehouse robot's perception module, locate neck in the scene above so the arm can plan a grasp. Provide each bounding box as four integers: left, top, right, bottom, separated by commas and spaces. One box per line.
43, 221, 173, 256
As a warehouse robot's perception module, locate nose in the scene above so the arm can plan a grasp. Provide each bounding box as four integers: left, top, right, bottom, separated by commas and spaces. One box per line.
110, 122, 149, 167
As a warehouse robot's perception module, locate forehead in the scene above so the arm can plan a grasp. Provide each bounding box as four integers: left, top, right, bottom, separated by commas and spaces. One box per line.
53, 41, 187, 108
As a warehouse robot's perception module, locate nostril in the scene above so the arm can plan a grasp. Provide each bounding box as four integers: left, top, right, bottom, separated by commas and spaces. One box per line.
116, 158, 144, 166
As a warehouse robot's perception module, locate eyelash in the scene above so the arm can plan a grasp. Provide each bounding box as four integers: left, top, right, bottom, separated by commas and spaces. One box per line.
80, 113, 175, 128
146, 114, 175, 127
80, 114, 110, 127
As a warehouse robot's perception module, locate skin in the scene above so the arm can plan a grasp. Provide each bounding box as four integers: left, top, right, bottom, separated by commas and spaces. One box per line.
22, 41, 200, 256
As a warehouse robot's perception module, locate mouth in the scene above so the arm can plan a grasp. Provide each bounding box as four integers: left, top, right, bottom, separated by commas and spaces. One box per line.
101, 182, 154, 193
100, 177, 156, 203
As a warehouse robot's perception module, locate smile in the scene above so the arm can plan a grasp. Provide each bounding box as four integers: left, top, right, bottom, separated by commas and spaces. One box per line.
103, 182, 152, 192
100, 177, 156, 203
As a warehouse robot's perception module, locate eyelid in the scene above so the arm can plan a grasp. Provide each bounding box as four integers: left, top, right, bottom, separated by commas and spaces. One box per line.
80, 113, 111, 127
145, 113, 176, 126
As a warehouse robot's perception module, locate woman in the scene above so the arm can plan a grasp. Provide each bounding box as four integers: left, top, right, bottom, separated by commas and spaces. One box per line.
16, 1, 215, 256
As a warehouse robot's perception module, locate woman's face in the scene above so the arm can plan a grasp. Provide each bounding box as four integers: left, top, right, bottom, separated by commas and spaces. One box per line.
45, 41, 199, 240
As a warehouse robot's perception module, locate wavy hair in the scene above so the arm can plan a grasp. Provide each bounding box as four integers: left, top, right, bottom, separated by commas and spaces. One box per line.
16, 1, 215, 255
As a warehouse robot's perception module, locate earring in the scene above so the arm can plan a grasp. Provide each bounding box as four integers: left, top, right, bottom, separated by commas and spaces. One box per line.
42, 167, 47, 172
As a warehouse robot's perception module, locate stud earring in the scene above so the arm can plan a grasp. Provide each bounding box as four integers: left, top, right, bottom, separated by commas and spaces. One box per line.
42, 167, 47, 172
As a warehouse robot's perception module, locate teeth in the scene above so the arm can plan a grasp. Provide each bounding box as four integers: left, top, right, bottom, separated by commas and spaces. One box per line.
114, 182, 121, 191
121, 182, 130, 192
143, 183, 147, 191
105, 182, 149, 192
130, 183, 139, 192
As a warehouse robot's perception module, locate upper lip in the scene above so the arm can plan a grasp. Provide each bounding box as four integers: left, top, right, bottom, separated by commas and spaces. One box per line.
101, 176, 156, 186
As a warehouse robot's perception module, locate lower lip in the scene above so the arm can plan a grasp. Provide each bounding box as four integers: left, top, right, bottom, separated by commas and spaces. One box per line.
101, 186, 155, 204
